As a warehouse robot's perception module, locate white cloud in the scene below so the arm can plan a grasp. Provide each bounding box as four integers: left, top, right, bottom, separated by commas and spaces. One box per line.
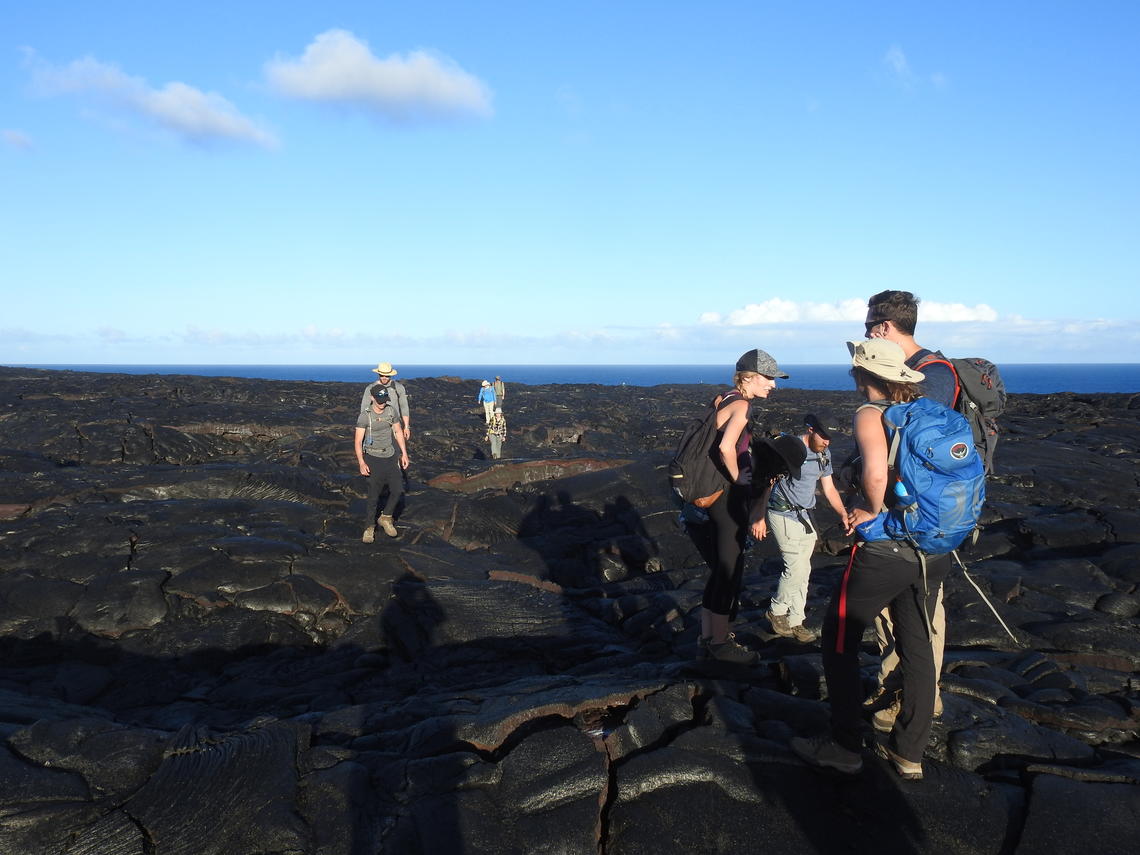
27, 52, 277, 148
2, 129, 32, 149
883, 45, 912, 81
265, 29, 492, 121
700, 298, 872, 327
921, 302, 999, 323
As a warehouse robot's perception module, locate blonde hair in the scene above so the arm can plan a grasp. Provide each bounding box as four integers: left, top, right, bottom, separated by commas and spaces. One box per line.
733, 370, 759, 393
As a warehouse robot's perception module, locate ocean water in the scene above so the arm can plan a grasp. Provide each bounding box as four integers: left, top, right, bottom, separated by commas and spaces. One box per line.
11, 363, 1140, 394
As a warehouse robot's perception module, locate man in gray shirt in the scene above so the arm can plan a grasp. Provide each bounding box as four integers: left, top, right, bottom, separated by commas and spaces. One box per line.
765, 411, 847, 642
355, 387, 409, 542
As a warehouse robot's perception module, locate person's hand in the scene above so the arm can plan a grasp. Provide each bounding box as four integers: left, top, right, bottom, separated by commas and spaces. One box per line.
845, 507, 876, 535
403, 427, 411, 440
358, 461, 370, 476
750, 518, 768, 540
399, 453, 409, 470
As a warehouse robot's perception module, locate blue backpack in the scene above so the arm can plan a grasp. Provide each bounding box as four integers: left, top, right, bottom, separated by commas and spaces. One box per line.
856, 397, 986, 554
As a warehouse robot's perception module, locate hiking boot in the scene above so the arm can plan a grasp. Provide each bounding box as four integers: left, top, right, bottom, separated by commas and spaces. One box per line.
705, 633, 758, 665
789, 623, 818, 643
377, 515, 398, 538
874, 742, 923, 780
766, 609, 793, 637
790, 734, 863, 774
362, 526, 375, 544
872, 697, 901, 733
862, 684, 900, 711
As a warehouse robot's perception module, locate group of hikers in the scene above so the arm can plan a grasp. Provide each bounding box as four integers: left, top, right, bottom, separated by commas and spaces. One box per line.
352, 288, 996, 781
682, 288, 992, 782
354, 366, 509, 543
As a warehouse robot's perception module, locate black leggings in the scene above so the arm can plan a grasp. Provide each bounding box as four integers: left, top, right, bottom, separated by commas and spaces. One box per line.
821, 541, 949, 761
695, 485, 751, 617
364, 453, 403, 524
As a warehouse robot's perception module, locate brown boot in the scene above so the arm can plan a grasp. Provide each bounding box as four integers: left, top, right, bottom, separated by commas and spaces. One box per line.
362, 526, 375, 544
378, 515, 398, 538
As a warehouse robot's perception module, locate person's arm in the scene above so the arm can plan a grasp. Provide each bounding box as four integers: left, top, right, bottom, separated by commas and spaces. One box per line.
392, 422, 409, 469
748, 481, 774, 539
818, 474, 847, 520
354, 426, 370, 476
846, 407, 888, 533
396, 385, 410, 438
716, 398, 749, 482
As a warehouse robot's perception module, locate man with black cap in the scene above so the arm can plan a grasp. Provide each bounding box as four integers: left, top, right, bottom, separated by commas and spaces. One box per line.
354, 386, 410, 542
765, 411, 848, 642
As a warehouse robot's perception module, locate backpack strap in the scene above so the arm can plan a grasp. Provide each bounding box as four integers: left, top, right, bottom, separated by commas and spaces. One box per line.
913, 349, 962, 408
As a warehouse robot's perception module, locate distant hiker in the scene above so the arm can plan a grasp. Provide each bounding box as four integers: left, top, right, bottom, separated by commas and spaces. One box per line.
360, 362, 410, 440
765, 410, 848, 643
486, 407, 507, 459
681, 348, 793, 665
355, 386, 409, 542
791, 339, 951, 781
863, 290, 951, 725
477, 380, 496, 423
493, 375, 506, 404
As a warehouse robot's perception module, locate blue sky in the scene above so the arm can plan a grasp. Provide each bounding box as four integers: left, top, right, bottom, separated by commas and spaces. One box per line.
3, 1, 1138, 366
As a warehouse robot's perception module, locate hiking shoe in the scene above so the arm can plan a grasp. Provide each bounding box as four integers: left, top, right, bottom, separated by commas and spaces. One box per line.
362, 526, 375, 544
789, 623, 818, 643
790, 734, 863, 774
706, 633, 758, 665
766, 609, 793, 637
874, 742, 923, 780
378, 515, 398, 537
872, 697, 900, 733
862, 684, 900, 711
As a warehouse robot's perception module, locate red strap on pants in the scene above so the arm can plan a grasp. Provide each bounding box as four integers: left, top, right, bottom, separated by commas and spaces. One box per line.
835, 543, 859, 654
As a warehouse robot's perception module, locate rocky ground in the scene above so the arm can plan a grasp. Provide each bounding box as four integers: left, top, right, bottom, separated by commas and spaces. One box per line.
0, 365, 1137, 855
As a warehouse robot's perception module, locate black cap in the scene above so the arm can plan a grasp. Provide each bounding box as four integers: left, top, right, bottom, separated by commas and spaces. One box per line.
757, 435, 806, 479
804, 410, 839, 438
371, 386, 390, 404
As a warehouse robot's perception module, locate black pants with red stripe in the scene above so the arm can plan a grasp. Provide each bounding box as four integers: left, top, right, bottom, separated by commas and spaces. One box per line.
822, 540, 950, 762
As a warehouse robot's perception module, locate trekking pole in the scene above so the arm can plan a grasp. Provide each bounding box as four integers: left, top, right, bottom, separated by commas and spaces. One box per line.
951, 550, 1022, 646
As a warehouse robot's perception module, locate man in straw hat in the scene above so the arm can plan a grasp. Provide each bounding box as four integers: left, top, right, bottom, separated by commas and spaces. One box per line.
360, 362, 410, 440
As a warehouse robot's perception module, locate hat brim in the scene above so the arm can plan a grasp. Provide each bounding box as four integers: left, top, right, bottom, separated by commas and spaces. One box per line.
758, 437, 804, 480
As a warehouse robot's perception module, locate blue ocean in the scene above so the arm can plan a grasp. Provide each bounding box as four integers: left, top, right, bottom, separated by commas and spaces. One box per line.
12, 364, 1140, 394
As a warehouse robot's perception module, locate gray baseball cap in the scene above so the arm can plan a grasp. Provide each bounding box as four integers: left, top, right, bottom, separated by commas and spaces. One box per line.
735, 348, 789, 379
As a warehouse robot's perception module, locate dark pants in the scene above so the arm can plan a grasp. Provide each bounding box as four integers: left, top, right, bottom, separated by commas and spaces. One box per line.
694, 485, 750, 617
364, 453, 403, 525
822, 541, 949, 762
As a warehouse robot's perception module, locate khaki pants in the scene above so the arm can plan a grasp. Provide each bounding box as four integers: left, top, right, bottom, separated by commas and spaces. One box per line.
875, 584, 945, 707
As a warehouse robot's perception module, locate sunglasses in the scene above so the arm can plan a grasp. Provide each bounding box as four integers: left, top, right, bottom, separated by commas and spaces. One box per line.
865, 319, 887, 336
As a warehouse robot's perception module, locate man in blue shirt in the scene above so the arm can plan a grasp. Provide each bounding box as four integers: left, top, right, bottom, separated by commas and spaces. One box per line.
766, 411, 848, 642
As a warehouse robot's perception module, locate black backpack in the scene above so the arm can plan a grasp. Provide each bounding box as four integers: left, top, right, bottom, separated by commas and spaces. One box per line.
668, 391, 742, 507
916, 353, 1006, 474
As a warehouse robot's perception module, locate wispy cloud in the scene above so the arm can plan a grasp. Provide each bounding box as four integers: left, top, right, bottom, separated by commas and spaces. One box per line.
883, 45, 947, 92
2, 129, 33, 150
264, 29, 493, 121
25, 50, 277, 148
699, 298, 870, 326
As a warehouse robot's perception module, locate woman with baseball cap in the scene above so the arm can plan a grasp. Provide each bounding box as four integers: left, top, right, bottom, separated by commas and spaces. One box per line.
690, 348, 793, 664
